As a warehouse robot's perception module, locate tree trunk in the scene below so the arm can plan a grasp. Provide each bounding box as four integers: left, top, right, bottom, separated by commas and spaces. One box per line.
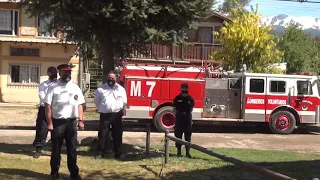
101, 42, 115, 83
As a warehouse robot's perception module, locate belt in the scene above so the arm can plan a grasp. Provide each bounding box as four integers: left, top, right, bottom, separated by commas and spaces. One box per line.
100, 110, 122, 114
52, 118, 76, 121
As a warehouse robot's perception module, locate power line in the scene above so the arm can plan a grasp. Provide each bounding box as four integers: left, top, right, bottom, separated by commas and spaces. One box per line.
249, 0, 320, 15
275, 0, 320, 3
254, 2, 320, 11
255, 0, 320, 9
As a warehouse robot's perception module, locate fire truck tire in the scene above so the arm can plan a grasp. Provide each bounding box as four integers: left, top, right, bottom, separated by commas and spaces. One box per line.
153, 106, 176, 133
269, 111, 296, 134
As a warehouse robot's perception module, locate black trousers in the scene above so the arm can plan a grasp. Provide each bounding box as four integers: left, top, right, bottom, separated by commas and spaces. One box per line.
50, 118, 79, 178
33, 106, 49, 148
97, 111, 123, 155
174, 112, 192, 148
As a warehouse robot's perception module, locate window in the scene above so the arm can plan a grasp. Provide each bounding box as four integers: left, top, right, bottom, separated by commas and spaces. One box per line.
10, 64, 40, 84
10, 47, 40, 57
229, 78, 241, 89
185, 29, 197, 42
297, 80, 313, 95
270, 81, 286, 93
0, 9, 18, 35
38, 16, 56, 37
198, 27, 213, 44
249, 79, 264, 93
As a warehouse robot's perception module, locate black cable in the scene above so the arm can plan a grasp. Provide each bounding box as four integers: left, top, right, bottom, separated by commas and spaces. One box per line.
275, 0, 320, 3
158, 139, 165, 178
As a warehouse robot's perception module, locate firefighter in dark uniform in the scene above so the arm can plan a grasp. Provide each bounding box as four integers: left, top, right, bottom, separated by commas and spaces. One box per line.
32, 66, 57, 158
44, 64, 85, 180
173, 83, 194, 158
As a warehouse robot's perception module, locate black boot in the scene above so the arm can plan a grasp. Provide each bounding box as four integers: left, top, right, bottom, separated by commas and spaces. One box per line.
33, 147, 42, 159
114, 148, 123, 159
177, 146, 182, 157
70, 174, 82, 180
95, 152, 104, 159
48, 173, 59, 180
186, 146, 192, 158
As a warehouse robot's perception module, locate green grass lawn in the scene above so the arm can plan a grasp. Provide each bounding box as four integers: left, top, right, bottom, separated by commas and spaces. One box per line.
0, 143, 319, 180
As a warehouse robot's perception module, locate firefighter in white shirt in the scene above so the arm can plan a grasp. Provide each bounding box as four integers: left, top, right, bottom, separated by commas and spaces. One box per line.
44, 63, 85, 180
32, 66, 57, 159
94, 71, 127, 159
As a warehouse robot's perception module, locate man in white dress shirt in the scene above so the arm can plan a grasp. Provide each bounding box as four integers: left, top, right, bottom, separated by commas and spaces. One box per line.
44, 63, 85, 180
94, 71, 127, 159
32, 66, 57, 159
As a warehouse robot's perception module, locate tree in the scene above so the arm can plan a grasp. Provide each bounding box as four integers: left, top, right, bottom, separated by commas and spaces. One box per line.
212, 5, 283, 73
219, 0, 251, 14
312, 36, 320, 71
19, 0, 215, 81
277, 21, 317, 74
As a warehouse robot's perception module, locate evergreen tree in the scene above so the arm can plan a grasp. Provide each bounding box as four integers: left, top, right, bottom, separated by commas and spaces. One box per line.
19, 0, 215, 80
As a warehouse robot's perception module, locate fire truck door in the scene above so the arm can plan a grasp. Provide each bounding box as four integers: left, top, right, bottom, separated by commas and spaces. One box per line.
292, 79, 316, 123
244, 76, 267, 122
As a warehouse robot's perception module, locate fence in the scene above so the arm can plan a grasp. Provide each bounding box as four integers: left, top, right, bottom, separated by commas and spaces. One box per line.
164, 131, 296, 180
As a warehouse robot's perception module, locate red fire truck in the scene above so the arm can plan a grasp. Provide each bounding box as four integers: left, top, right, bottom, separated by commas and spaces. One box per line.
118, 61, 320, 134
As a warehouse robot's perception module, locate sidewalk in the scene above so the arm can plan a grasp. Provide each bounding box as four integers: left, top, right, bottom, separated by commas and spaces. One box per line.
0, 103, 37, 108
0, 130, 161, 146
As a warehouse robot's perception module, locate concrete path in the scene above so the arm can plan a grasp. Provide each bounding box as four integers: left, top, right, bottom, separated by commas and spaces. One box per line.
1, 129, 320, 153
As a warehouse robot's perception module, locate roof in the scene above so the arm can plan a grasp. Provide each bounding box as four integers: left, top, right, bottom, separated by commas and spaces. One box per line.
201, 10, 231, 22
211, 11, 231, 21
0, 0, 21, 2
0, 36, 75, 44
230, 72, 317, 79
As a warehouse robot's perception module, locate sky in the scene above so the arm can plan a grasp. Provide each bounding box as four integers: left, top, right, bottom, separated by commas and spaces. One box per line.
217, 0, 320, 17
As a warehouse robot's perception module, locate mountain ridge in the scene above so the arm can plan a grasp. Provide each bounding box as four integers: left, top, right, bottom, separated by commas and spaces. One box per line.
261, 14, 320, 37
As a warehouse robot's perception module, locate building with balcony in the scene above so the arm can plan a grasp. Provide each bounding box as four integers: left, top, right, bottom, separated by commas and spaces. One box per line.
128, 12, 231, 64
88, 12, 231, 92
0, 1, 79, 103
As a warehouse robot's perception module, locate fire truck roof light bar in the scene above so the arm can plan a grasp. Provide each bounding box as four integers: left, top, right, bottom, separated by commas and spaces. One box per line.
126, 65, 204, 72
124, 62, 205, 68
125, 76, 205, 81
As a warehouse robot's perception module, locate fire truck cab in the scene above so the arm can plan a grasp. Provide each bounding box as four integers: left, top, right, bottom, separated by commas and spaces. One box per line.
119, 62, 320, 134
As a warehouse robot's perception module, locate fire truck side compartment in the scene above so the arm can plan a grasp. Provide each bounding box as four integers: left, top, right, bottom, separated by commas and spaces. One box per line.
204, 78, 228, 118
203, 77, 242, 119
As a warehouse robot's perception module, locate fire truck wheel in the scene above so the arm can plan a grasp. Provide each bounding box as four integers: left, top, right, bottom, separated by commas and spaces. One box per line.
154, 106, 175, 132
269, 111, 296, 134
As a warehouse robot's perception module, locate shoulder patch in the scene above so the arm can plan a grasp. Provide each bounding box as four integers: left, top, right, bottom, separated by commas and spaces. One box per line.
74, 95, 78, 100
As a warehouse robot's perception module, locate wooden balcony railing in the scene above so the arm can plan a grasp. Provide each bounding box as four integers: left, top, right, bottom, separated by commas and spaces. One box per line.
128, 43, 222, 63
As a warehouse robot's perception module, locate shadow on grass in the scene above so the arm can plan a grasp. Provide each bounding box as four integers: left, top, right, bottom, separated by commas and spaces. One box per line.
1, 159, 319, 180
156, 160, 320, 180
83, 170, 154, 180
0, 168, 49, 179
0, 142, 319, 180
1, 159, 320, 180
